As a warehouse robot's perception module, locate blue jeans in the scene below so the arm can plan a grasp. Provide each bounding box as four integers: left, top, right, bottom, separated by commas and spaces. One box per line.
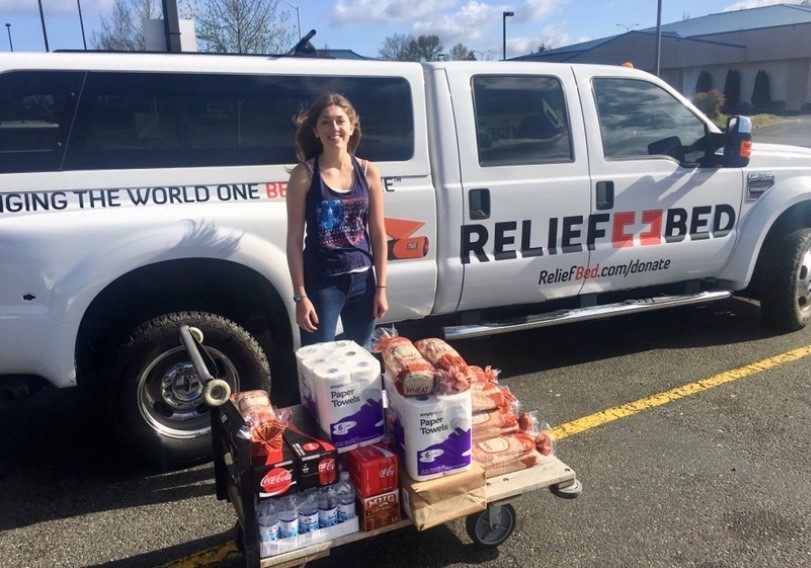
301, 270, 377, 350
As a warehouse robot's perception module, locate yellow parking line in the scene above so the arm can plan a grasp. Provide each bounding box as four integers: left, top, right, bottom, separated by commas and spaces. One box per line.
158, 542, 240, 568
549, 343, 811, 441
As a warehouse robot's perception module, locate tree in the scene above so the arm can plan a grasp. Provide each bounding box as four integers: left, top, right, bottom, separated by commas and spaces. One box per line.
195, 0, 294, 54
378, 33, 414, 61
378, 34, 447, 62
448, 43, 473, 61
695, 70, 712, 94
751, 69, 772, 111
722, 69, 741, 114
91, 0, 147, 50
91, 0, 195, 52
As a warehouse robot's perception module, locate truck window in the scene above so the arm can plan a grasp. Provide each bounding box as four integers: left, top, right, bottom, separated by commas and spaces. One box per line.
8, 71, 415, 172
592, 78, 706, 161
472, 75, 572, 167
0, 71, 84, 174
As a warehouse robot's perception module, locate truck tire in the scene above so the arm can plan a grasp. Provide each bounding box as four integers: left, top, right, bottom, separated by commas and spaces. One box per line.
761, 228, 811, 332
105, 311, 270, 467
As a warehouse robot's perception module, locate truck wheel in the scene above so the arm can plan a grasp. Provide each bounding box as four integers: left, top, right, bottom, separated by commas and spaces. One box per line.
761, 228, 811, 332
105, 311, 270, 467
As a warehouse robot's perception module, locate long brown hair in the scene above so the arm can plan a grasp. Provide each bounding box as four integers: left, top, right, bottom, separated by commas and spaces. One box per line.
294, 93, 362, 162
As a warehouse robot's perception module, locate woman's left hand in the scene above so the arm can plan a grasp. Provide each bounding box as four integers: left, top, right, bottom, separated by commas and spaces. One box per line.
373, 288, 388, 319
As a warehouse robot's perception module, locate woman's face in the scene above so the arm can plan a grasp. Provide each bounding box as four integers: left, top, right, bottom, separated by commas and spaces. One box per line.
314, 104, 355, 152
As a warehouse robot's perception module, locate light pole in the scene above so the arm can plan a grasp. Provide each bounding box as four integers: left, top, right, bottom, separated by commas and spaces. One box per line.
502, 11, 514, 61
37, 0, 49, 52
77, 0, 87, 50
655, 0, 662, 76
281, 0, 301, 40
5, 23, 12, 52
616, 23, 638, 32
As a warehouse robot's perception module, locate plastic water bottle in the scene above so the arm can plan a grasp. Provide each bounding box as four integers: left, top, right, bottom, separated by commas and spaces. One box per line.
297, 491, 319, 534
256, 499, 279, 543
277, 495, 299, 539
334, 471, 356, 523
317, 485, 338, 528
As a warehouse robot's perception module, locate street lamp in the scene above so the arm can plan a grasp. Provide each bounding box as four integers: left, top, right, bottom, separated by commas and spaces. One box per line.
5, 23, 12, 52
37, 0, 49, 52
502, 11, 514, 61
77, 0, 87, 50
616, 23, 638, 32
281, 0, 302, 40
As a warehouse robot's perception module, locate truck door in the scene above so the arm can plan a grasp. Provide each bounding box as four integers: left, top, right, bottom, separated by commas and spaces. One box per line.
448, 69, 592, 311
574, 71, 744, 293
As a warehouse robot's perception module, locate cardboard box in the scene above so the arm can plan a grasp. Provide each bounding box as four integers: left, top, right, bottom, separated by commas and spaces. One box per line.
284, 420, 339, 491
345, 442, 399, 498
399, 463, 486, 531
254, 443, 298, 498
358, 488, 401, 531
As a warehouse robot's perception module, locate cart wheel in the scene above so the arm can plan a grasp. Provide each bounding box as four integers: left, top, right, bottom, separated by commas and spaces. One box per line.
233, 522, 245, 555
550, 478, 582, 499
465, 503, 516, 548
203, 378, 232, 406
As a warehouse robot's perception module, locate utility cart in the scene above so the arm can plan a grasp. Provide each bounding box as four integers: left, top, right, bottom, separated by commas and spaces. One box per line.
186, 324, 582, 568
211, 399, 581, 568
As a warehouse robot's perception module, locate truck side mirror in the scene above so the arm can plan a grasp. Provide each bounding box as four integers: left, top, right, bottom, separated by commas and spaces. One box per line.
723, 115, 752, 168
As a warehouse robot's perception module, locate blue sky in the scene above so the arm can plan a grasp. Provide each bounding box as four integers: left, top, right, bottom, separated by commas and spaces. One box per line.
0, 0, 794, 58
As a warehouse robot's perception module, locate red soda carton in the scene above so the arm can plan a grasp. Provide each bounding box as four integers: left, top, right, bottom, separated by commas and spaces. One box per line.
283, 417, 339, 491
254, 442, 298, 498
345, 442, 399, 498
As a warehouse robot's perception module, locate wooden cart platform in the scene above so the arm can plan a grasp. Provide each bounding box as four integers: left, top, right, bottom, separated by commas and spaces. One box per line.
211, 401, 579, 568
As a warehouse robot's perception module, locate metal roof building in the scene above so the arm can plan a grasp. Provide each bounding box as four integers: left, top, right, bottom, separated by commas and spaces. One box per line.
515, 3, 811, 111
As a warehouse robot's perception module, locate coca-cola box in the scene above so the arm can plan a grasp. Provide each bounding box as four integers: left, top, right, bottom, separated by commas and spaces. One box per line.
254, 442, 298, 498
345, 442, 399, 498
284, 418, 339, 491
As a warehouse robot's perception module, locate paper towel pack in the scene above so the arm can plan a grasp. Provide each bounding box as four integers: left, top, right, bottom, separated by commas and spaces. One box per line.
384, 372, 472, 481
296, 341, 385, 453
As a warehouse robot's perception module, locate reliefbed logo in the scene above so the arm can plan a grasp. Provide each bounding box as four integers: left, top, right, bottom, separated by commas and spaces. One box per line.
460, 204, 736, 263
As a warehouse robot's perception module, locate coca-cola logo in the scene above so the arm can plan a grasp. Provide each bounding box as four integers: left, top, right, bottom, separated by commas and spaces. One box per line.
303, 442, 320, 452
378, 464, 396, 478
260, 467, 293, 496
318, 457, 337, 484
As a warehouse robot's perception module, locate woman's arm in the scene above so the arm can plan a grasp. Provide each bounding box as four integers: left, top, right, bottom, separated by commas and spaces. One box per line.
365, 160, 389, 319
286, 162, 319, 332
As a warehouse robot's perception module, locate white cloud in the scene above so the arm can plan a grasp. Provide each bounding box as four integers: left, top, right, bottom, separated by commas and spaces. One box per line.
519, 0, 567, 22
723, 0, 786, 10
332, 0, 457, 25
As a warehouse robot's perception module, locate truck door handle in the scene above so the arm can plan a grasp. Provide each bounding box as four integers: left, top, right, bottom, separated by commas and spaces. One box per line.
595, 181, 614, 210
469, 188, 490, 220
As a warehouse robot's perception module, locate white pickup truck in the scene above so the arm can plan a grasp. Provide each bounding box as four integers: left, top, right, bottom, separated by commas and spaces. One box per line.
1, 52, 809, 465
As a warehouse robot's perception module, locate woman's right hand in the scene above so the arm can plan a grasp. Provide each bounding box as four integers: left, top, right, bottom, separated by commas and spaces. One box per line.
296, 298, 319, 332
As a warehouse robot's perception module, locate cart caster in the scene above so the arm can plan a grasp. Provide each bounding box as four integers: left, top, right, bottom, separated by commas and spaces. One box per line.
233, 522, 245, 555
465, 503, 516, 548
187, 326, 205, 344
203, 378, 232, 406
550, 478, 582, 499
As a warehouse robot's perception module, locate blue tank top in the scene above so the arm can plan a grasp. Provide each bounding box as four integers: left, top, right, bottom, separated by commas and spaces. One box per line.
303, 156, 373, 280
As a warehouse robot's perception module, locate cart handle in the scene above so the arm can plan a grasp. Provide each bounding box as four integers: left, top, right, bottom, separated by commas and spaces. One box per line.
179, 324, 217, 382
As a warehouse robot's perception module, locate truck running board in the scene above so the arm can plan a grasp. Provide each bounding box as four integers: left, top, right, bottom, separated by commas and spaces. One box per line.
443, 289, 734, 340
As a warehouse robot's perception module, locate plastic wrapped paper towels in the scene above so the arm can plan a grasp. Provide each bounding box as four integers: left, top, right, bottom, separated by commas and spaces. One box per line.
296, 341, 385, 453
384, 373, 472, 481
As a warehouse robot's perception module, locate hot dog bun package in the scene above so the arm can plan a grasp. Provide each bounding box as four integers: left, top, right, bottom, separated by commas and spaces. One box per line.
230, 390, 287, 465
